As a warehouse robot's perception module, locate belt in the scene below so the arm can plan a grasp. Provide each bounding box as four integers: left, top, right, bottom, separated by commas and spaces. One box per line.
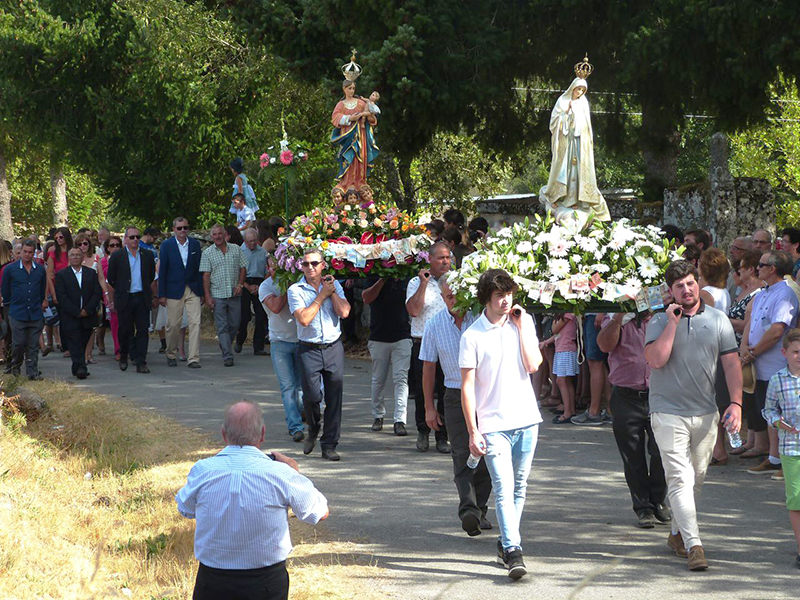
618, 386, 649, 398
129, 291, 144, 296
299, 337, 341, 350
245, 277, 264, 284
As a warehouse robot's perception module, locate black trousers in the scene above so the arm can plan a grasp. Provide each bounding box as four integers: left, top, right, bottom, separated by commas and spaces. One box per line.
193, 561, 289, 600
443, 387, 492, 522
61, 320, 92, 376
236, 280, 267, 351
609, 386, 667, 515
409, 338, 447, 441
750, 380, 769, 432
298, 340, 344, 450
117, 293, 150, 365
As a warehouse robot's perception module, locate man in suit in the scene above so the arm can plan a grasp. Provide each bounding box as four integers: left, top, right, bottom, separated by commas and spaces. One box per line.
55, 248, 102, 379
158, 216, 203, 368
107, 226, 157, 373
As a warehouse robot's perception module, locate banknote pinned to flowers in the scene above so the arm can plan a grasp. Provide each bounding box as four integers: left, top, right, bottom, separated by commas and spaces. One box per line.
272, 202, 432, 290
448, 213, 683, 315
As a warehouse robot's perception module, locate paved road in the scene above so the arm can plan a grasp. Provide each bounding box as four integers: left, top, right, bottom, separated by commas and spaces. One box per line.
41, 341, 797, 599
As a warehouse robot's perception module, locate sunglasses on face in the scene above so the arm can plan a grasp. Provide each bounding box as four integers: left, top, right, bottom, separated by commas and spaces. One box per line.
758, 262, 772, 269
56, 235, 64, 240
128, 235, 141, 240
301, 260, 322, 268
78, 241, 90, 246
175, 226, 189, 231
108, 243, 121, 248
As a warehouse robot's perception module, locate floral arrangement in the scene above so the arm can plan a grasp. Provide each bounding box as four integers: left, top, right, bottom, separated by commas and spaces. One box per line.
272, 202, 431, 290
449, 213, 683, 315
260, 139, 309, 168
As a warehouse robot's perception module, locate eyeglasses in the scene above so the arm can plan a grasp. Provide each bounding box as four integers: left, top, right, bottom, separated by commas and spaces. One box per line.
55, 235, 64, 240
754, 240, 770, 246
301, 260, 322, 268
128, 235, 141, 240
78, 241, 90, 246
175, 226, 189, 231
108, 243, 121, 248
731, 246, 745, 252
757, 262, 773, 269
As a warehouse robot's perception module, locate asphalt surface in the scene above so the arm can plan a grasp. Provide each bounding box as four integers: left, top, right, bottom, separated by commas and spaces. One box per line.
40, 339, 798, 599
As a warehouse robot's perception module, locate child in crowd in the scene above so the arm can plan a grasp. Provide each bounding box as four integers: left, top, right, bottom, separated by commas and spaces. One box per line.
229, 157, 260, 214
232, 193, 255, 231
541, 312, 579, 424
763, 328, 800, 569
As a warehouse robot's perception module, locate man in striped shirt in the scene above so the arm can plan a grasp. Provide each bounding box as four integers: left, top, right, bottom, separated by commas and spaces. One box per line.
176, 400, 329, 600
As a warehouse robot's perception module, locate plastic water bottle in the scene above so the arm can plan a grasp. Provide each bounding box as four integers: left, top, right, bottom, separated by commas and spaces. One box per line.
724, 415, 743, 449
466, 454, 481, 469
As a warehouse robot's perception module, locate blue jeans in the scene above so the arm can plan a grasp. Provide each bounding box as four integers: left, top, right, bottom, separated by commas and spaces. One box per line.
270, 340, 304, 435
484, 425, 539, 551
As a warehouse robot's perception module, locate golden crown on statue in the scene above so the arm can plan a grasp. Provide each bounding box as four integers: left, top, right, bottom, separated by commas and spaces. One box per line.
573, 54, 594, 79
341, 48, 362, 82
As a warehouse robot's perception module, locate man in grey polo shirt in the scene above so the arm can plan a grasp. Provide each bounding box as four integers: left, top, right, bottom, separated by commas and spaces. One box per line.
288, 248, 351, 461
645, 260, 743, 571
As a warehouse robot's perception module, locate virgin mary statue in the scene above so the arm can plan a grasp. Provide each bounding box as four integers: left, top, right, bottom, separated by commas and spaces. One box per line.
539, 72, 610, 228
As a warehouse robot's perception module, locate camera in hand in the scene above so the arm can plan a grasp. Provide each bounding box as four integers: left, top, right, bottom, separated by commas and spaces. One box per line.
323, 275, 334, 283
423, 272, 431, 279
512, 308, 522, 317
672, 307, 682, 317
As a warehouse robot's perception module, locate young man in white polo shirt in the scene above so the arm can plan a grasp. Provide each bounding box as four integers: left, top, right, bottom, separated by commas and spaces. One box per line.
459, 269, 543, 579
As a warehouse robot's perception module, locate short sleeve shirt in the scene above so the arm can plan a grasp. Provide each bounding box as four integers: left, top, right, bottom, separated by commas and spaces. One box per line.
645, 303, 738, 417
459, 311, 543, 434
748, 280, 799, 380
259, 277, 298, 343
406, 275, 446, 338
199, 243, 247, 299
554, 313, 577, 353
367, 277, 411, 343
287, 277, 346, 344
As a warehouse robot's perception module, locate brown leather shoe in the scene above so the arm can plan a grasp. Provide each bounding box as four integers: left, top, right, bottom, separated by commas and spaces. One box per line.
687, 545, 709, 571
667, 531, 688, 558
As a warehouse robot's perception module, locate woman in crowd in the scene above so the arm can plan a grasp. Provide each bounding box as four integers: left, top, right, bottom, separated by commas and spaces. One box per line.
45, 227, 72, 357
0, 240, 13, 363
75, 232, 109, 364
100, 236, 123, 360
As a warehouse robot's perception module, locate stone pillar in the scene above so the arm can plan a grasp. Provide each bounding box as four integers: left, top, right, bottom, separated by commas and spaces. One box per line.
709, 132, 737, 251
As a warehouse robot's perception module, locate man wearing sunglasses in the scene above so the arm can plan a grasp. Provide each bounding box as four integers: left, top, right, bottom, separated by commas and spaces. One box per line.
287, 248, 351, 461
158, 217, 204, 368
106, 226, 158, 373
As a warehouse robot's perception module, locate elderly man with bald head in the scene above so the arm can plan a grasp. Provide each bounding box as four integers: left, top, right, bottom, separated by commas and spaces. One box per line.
177, 400, 328, 600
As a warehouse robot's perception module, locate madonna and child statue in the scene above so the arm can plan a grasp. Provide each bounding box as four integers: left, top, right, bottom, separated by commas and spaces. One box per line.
539, 55, 611, 229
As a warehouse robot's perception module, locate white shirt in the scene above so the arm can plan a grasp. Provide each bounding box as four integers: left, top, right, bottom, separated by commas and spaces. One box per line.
459, 311, 543, 434
176, 445, 328, 569
72, 267, 83, 308
177, 237, 190, 267
406, 275, 447, 338
259, 278, 299, 343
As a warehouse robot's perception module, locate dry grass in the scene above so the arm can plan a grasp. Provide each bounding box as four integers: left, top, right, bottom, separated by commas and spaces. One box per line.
0, 380, 386, 600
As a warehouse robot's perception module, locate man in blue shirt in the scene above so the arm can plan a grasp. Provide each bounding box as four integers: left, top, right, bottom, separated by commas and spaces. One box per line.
1, 240, 47, 379
287, 248, 351, 461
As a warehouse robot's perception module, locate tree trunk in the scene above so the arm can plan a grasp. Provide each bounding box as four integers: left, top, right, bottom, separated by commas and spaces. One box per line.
378, 152, 417, 212
50, 156, 68, 226
640, 95, 681, 202
0, 149, 13, 240
380, 153, 404, 208
396, 158, 416, 213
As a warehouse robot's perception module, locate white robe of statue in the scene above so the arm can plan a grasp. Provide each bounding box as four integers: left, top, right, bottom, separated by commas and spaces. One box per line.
539, 77, 611, 229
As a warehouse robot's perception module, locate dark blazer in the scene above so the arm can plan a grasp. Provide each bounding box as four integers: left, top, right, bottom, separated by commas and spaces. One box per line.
54, 266, 102, 329
158, 236, 203, 299
106, 247, 157, 312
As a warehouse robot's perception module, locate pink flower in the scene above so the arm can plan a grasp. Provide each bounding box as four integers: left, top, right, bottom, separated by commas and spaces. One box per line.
280, 150, 294, 165
260, 153, 270, 168
326, 214, 338, 224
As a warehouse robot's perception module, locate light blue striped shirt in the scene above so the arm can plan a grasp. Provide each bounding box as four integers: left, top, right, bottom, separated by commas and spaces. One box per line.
419, 310, 477, 388
176, 445, 328, 569
763, 367, 800, 456
287, 276, 346, 344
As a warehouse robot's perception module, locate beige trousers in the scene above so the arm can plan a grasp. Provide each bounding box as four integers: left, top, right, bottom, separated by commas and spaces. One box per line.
651, 411, 719, 550
166, 286, 202, 364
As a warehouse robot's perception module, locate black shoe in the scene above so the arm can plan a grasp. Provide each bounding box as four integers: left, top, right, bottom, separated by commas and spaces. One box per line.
254, 349, 269, 356
480, 514, 492, 530
234, 343, 242, 354
394, 422, 408, 436
637, 511, 656, 529
654, 502, 673, 523
224, 358, 234, 367
292, 430, 305, 442
416, 431, 429, 452
158, 347, 166, 354
167, 358, 177, 367
28, 372, 43, 381
371, 418, 383, 432
505, 548, 527, 579
136, 364, 150, 374
436, 439, 451, 454
303, 433, 317, 455
76, 369, 88, 380
119, 359, 128, 371
188, 361, 201, 369
321, 448, 340, 461
461, 513, 481, 537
